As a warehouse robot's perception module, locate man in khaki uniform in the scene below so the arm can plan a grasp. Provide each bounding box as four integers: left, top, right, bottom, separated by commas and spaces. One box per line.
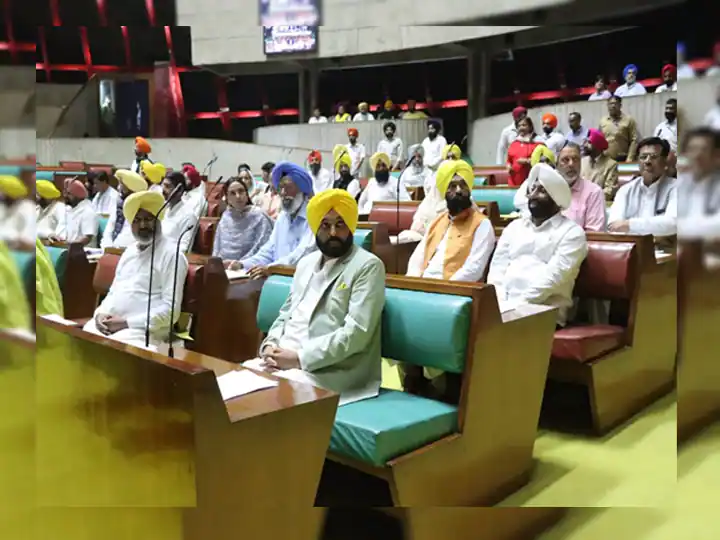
599, 96, 639, 162
582, 128, 619, 201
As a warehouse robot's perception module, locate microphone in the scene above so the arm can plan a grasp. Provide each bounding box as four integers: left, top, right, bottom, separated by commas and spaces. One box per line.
202, 154, 218, 176
167, 224, 195, 359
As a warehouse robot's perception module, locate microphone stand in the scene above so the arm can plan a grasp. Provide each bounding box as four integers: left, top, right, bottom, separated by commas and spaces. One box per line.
167, 225, 195, 359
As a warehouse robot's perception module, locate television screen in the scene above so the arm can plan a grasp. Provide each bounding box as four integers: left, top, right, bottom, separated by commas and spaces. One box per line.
263, 25, 318, 55
259, 0, 320, 26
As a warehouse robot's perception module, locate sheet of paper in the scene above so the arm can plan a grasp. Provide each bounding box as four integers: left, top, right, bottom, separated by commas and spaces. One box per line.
41, 314, 80, 326
654, 250, 673, 262
225, 268, 249, 281
216, 369, 277, 401
498, 300, 519, 314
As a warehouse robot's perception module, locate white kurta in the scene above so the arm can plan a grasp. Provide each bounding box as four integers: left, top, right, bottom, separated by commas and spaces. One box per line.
400, 164, 431, 188
654, 119, 678, 153
496, 123, 519, 164
421, 135, 448, 170
352, 112, 374, 122
56, 199, 99, 247
406, 217, 496, 282
703, 107, 720, 131
184, 184, 207, 218
677, 64, 696, 79
310, 168, 334, 194
538, 131, 566, 156
101, 206, 135, 250
92, 187, 119, 215
377, 137, 404, 169
83, 236, 188, 350
308, 116, 327, 124
36, 201, 66, 239
487, 214, 588, 326
614, 83, 647, 97
358, 177, 412, 215
654, 82, 677, 93
345, 143, 367, 176
588, 90, 612, 101
677, 175, 720, 240
162, 199, 198, 253
0, 200, 35, 245
608, 177, 677, 237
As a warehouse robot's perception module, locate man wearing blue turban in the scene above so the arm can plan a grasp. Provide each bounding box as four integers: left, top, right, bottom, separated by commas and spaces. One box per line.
614, 64, 647, 98
238, 161, 317, 279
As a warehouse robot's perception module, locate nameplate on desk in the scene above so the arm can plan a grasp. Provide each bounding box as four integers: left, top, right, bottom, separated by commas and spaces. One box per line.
226, 268, 249, 281
216, 369, 278, 401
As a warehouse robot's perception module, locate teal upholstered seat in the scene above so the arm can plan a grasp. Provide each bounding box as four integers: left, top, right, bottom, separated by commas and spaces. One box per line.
46, 246, 68, 284
472, 188, 517, 214
391, 171, 401, 179
330, 389, 458, 466
353, 228, 373, 250
617, 162, 639, 174
35, 170, 84, 181
98, 216, 109, 239
473, 176, 487, 187
0, 165, 23, 176
256, 275, 293, 333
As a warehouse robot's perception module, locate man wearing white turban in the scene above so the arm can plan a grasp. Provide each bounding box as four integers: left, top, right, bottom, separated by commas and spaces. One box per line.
487, 162, 588, 327
83, 191, 188, 352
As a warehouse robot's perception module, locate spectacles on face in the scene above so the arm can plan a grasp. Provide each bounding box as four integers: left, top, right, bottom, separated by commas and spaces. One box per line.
638, 153, 661, 162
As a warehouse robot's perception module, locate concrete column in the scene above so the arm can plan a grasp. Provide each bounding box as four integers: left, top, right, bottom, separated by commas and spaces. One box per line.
298, 69, 307, 123
466, 49, 490, 157
308, 66, 320, 113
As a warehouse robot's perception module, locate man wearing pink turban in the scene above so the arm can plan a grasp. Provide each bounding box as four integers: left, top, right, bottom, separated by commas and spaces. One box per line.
51, 177, 99, 246
581, 129, 619, 201
496, 106, 528, 164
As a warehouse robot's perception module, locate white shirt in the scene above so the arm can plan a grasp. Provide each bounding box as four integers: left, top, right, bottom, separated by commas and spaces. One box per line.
149, 184, 163, 194
588, 90, 612, 101
614, 82, 647, 97
345, 143, 367, 176
346, 179, 362, 199
677, 174, 720, 240
310, 167, 334, 194
400, 164, 431, 188
94, 236, 188, 338
704, 107, 720, 131
706, 66, 720, 77
377, 137, 404, 169
406, 215, 496, 282
654, 82, 677, 93
36, 201, 66, 239
308, 116, 328, 124
654, 119, 678, 153
608, 177, 677, 237
421, 135, 448, 170
184, 184, 207, 218
538, 131, 566, 156
92, 187, 119, 215
57, 199, 99, 247
487, 214, 588, 326
358, 176, 412, 215
677, 64, 696, 79
496, 123, 519, 164
352, 112, 374, 122
162, 199, 198, 253
101, 204, 136, 250
0, 199, 35, 245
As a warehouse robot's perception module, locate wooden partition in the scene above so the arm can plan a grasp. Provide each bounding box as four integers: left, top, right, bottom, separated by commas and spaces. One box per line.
35, 318, 334, 540
60, 243, 98, 319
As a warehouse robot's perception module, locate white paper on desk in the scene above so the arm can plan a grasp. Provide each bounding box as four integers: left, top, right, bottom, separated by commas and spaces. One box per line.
216, 369, 277, 401
498, 300, 520, 314
225, 268, 249, 280
41, 314, 80, 326
654, 250, 672, 262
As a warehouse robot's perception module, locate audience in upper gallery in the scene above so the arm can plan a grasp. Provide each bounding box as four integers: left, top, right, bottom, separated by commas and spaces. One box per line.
400, 99, 429, 119
0, 175, 34, 250
487, 165, 588, 327
538, 113, 566, 156
236, 162, 316, 279
600, 96, 639, 162
83, 191, 188, 352
130, 136, 153, 173
377, 100, 398, 120
506, 116, 544, 186
516, 145, 606, 232
706, 42, 720, 77
89, 171, 119, 215
376, 121, 404, 170
36, 180, 65, 241
677, 127, 720, 240
353, 102, 374, 122
704, 86, 720, 131
252, 162, 282, 220
160, 172, 198, 253
676, 42, 697, 79
614, 64, 647, 97
345, 128, 367, 179
308, 107, 328, 124
654, 98, 679, 153
100, 169, 149, 250
141, 160, 166, 194
565, 112, 589, 147
399, 144, 431, 188
332, 104, 351, 123
655, 64, 678, 93
35, 237, 64, 317
581, 128, 619, 201
588, 75, 612, 101
608, 137, 677, 237
243, 189, 385, 406
421, 119, 447, 172
358, 152, 412, 215
406, 159, 496, 281
333, 150, 362, 198
308, 150, 333, 194
212, 175, 273, 265
496, 106, 528, 164
0, 240, 31, 330
52, 178, 99, 248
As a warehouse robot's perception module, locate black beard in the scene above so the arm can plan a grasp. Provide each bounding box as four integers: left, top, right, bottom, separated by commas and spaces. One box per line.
334, 173, 354, 190
446, 194, 472, 215
317, 234, 353, 259
428, 132, 437, 140
543, 127, 553, 135
665, 114, 676, 122
310, 165, 321, 174
528, 199, 558, 221
375, 171, 390, 184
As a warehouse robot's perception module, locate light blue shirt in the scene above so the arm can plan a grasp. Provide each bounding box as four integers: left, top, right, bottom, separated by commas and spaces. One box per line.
240, 200, 316, 268
565, 126, 589, 147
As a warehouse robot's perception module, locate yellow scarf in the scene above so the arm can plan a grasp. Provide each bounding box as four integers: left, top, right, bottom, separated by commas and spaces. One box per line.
422, 209, 487, 280
35, 239, 64, 317
0, 242, 31, 330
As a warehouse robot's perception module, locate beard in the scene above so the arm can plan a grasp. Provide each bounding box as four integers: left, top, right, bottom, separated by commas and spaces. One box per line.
559, 168, 579, 186
665, 113, 677, 122
543, 127, 553, 135
317, 234, 353, 259
428, 131, 437, 140
134, 221, 160, 247
375, 171, 390, 185
446, 193, 472, 215
282, 193, 305, 214
528, 199, 558, 221
310, 164, 321, 175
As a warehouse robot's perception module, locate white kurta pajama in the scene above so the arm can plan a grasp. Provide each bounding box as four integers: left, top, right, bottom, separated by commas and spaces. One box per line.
345, 143, 367, 177
0, 199, 35, 246
56, 199, 99, 247
377, 138, 404, 169
101, 203, 136, 249
162, 199, 198, 253
608, 177, 677, 236
357, 176, 412, 215
310, 168, 334, 194
92, 187, 119, 215
421, 135, 447, 171
36, 201, 66, 239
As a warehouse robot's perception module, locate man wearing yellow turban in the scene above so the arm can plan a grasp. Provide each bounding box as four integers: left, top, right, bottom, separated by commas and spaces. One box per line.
140, 160, 167, 193
52, 177, 99, 247
357, 152, 412, 214
531, 145, 556, 167
242, 188, 386, 406
36, 179, 66, 240
101, 169, 148, 249
82, 191, 189, 353
353, 102, 374, 122
0, 175, 34, 251
333, 147, 361, 198
0, 240, 31, 330
442, 144, 462, 161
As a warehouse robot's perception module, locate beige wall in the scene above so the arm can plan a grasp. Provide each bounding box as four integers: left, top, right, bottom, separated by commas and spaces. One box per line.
470, 91, 678, 166
0, 128, 36, 159
36, 81, 100, 138
680, 75, 719, 128
0, 67, 34, 129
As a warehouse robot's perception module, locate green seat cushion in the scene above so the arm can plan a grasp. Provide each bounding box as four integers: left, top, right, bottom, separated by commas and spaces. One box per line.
353, 229, 373, 250
473, 176, 487, 187
0, 165, 23, 176
382, 288, 471, 374
35, 170, 85, 181
256, 275, 293, 332
46, 246, 68, 284
98, 216, 109, 238
330, 389, 458, 466
390, 171, 401, 179
472, 188, 517, 214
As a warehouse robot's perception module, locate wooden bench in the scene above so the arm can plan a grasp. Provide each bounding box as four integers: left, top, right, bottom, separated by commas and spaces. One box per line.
473, 166, 510, 186
257, 271, 558, 506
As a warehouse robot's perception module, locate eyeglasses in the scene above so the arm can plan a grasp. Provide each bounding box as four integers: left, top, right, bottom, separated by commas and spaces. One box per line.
638, 153, 661, 161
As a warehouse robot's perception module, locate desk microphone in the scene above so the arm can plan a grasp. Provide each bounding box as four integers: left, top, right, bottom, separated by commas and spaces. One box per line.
167, 224, 195, 359
202, 154, 218, 176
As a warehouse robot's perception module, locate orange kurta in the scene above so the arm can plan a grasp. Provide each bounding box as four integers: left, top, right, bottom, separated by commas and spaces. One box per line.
422, 208, 487, 280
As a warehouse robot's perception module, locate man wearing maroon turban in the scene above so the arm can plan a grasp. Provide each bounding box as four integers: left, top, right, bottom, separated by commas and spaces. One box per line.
581, 129, 619, 201
51, 178, 99, 246
496, 106, 528, 164
655, 64, 677, 93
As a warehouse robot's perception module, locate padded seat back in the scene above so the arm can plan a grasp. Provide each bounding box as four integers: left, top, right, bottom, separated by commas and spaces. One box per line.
353, 228, 373, 251
257, 276, 472, 374
575, 241, 638, 300
194, 218, 218, 255
368, 202, 420, 235
46, 246, 68, 284
472, 187, 517, 214
98, 216, 109, 238
60, 161, 86, 171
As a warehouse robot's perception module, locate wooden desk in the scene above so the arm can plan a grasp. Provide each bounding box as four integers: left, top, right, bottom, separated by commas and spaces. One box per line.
35, 317, 335, 540
62, 243, 98, 319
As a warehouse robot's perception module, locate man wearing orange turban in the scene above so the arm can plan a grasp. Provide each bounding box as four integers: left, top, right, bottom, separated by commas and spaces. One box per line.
345, 127, 366, 178
131, 136, 153, 174
539, 113, 566, 156
51, 177, 99, 247
308, 149, 333, 194
242, 188, 386, 406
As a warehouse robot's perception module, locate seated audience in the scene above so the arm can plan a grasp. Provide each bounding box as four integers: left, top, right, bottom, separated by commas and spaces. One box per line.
655, 64, 677, 93
400, 144, 431, 188
0, 240, 31, 330
36, 180, 65, 240
608, 137, 677, 237
253, 166, 282, 221
141, 160, 166, 194
53, 178, 99, 247
243, 189, 385, 405
496, 106, 527, 164
308, 150, 333, 194
332, 104, 351, 123
406, 160, 495, 281
237, 162, 316, 278
538, 113, 566, 156
333, 152, 362, 198
566, 112, 589, 146
35, 238, 64, 317
160, 172, 198, 253
377, 121, 404, 170
353, 102, 374, 122
614, 64, 647, 97
83, 191, 188, 352
581, 128, 618, 201
358, 152, 412, 215
212, 176, 273, 265
377, 100, 397, 120
0, 175, 34, 250
507, 117, 544, 186
421, 120, 448, 172
600, 96, 639, 162
131, 136, 152, 173
345, 128, 367, 179
401, 99, 428, 120
487, 164, 588, 327
89, 171, 119, 215
101, 169, 149, 249
676, 42, 697, 79
588, 75, 612, 101
654, 98, 678, 154
516, 145, 606, 231
677, 128, 720, 239
308, 108, 327, 124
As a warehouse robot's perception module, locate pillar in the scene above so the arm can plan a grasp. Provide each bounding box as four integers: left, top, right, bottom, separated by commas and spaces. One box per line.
466, 49, 491, 161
